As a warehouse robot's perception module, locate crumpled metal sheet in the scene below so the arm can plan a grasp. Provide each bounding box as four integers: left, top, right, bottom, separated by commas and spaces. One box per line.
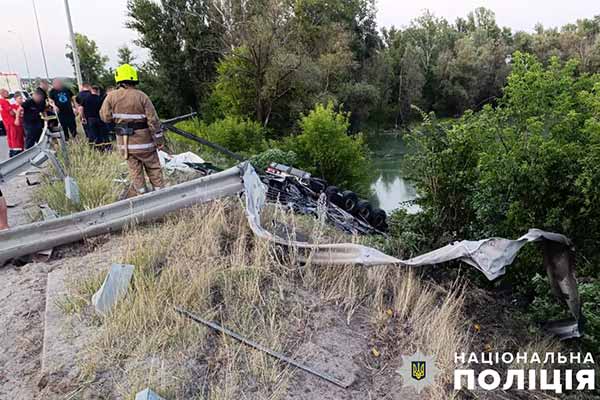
242, 165, 581, 323
92, 263, 135, 314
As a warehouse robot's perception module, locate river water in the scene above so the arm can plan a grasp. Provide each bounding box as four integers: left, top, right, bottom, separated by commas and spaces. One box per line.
366, 134, 419, 214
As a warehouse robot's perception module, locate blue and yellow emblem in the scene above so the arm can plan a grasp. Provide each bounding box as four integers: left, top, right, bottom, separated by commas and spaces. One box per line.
411, 361, 426, 381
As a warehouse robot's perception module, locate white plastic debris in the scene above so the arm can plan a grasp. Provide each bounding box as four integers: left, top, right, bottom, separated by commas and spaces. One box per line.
158, 150, 205, 172
64, 176, 80, 205
92, 263, 135, 314
135, 388, 166, 400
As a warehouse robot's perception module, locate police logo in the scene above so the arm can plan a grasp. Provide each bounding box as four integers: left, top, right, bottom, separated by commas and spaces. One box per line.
411, 361, 426, 381
397, 351, 440, 393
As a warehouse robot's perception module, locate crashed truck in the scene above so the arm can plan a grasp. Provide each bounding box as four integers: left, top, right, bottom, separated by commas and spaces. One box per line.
0, 113, 584, 341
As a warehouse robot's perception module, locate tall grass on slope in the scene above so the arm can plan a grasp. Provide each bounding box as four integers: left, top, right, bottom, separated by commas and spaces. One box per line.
72, 201, 304, 399
65, 200, 471, 399
271, 205, 469, 398
33, 138, 127, 215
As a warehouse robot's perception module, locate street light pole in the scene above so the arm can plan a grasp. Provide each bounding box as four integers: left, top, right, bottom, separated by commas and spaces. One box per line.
31, 0, 50, 80
8, 30, 32, 80
63, 0, 82, 88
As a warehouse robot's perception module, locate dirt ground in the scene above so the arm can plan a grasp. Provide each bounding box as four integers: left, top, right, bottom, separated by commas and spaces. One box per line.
0, 157, 572, 400
0, 172, 48, 399
0, 169, 119, 400
0, 262, 46, 399
0, 168, 421, 400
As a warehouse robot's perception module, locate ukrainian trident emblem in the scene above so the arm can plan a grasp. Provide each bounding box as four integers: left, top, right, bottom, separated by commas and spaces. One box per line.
411, 361, 426, 381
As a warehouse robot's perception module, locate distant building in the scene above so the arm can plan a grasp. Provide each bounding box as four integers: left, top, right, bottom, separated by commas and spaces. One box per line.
0, 72, 23, 92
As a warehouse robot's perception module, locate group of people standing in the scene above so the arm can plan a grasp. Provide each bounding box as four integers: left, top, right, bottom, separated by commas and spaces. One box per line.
0, 79, 111, 159
1, 63, 165, 231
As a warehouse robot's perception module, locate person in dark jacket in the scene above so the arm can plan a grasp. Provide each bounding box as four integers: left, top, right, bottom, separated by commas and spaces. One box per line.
22, 88, 46, 149
76, 82, 109, 147
49, 79, 77, 139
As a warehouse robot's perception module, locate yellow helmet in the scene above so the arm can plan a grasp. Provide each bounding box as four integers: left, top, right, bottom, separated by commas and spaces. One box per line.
114, 64, 138, 83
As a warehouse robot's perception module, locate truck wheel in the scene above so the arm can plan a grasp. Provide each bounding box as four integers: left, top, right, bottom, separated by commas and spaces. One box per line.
356, 200, 373, 221
370, 208, 387, 230
325, 186, 339, 201
309, 178, 327, 194
341, 190, 358, 212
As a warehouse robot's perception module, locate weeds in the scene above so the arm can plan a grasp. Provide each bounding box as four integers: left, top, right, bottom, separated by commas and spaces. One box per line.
33, 138, 127, 215
65, 199, 471, 399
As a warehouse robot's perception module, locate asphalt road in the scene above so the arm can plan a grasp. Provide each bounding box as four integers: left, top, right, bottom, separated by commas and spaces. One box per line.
0, 135, 7, 162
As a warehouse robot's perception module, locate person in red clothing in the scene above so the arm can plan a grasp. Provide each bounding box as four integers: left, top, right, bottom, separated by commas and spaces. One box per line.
0, 88, 16, 157
8, 92, 25, 157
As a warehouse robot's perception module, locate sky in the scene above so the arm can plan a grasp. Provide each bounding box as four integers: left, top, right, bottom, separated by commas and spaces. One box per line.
0, 0, 598, 79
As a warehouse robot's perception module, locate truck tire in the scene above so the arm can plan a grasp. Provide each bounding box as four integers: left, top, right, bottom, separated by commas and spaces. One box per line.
370, 208, 387, 230
355, 200, 372, 221
340, 190, 358, 212
309, 178, 327, 194
325, 186, 339, 201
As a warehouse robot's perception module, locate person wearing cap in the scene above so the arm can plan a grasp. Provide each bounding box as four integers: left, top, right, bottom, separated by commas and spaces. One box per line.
100, 64, 164, 197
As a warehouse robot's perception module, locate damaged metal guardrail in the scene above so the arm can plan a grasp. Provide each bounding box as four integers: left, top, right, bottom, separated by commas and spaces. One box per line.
0, 163, 583, 339
0, 133, 50, 183
0, 165, 243, 265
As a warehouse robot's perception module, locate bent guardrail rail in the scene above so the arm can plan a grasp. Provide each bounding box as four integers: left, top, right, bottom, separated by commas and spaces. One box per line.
0, 162, 582, 339
0, 133, 50, 183
0, 165, 244, 265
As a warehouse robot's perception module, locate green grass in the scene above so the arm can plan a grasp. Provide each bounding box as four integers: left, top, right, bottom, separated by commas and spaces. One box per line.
33, 138, 128, 215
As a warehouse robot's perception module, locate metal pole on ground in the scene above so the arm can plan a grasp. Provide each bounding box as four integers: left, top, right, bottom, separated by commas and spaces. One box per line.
63, 0, 82, 88
31, 0, 50, 80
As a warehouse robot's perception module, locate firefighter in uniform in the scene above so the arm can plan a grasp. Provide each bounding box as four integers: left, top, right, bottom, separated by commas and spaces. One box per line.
100, 64, 164, 197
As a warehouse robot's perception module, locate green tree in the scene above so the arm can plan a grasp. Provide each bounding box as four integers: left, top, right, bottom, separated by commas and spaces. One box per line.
209, 0, 302, 127
65, 33, 109, 84
117, 45, 136, 65
287, 102, 370, 192
403, 52, 600, 277
127, 0, 223, 117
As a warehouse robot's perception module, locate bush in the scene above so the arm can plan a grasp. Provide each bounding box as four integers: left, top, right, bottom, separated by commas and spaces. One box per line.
403, 53, 600, 265
394, 52, 600, 348
250, 148, 299, 172
530, 274, 600, 349
286, 102, 371, 193
171, 116, 267, 158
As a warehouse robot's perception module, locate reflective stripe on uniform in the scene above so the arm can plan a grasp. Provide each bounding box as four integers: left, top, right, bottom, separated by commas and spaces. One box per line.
118, 143, 155, 150
112, 113, 146, 120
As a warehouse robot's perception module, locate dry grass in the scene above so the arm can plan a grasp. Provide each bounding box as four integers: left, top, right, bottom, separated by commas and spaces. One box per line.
33, 137, 128, 215
64, 198, 471, 399
71, 200, 303, 399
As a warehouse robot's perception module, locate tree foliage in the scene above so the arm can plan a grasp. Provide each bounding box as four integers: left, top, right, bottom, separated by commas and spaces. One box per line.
117, 45, 136, 65
286, 102, 371, 193
127, 0, 223, 117
403, 52, 600, 279
66, 33, 110, 85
